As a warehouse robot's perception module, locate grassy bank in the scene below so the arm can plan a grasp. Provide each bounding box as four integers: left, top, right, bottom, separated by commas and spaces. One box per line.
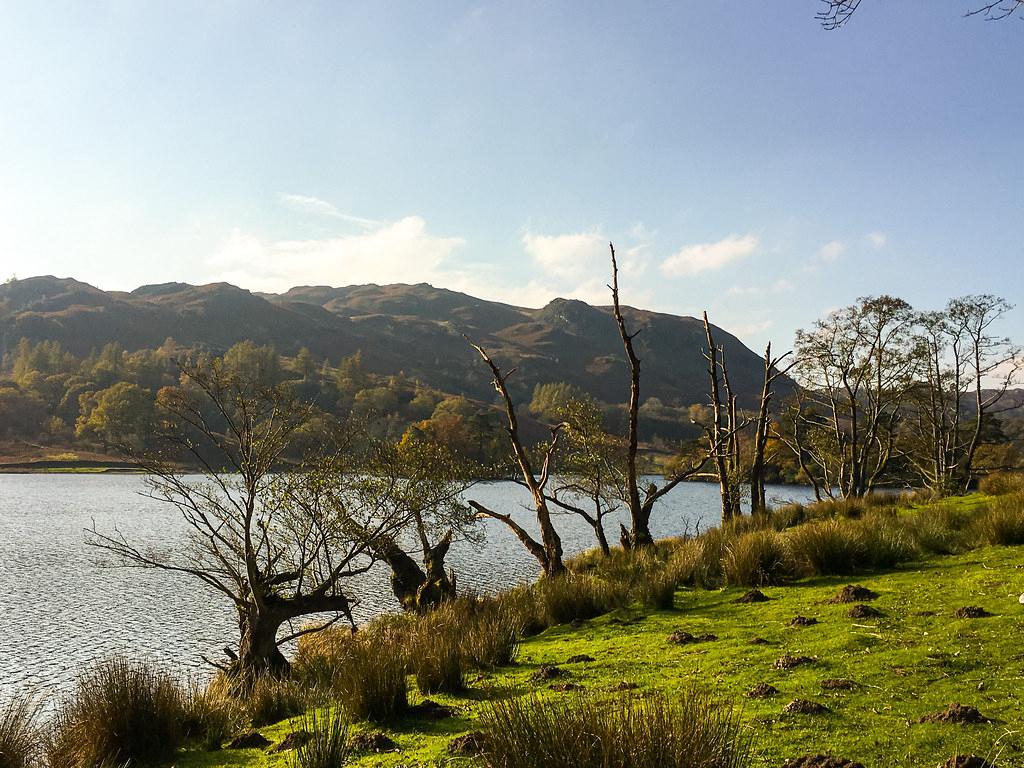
168, 494, 1024, 768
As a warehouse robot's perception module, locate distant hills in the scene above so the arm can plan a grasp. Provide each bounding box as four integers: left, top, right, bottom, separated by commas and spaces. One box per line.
0, 276, 790, 408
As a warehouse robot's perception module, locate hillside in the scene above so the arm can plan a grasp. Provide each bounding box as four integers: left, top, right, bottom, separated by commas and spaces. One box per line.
0, 276, 789, 408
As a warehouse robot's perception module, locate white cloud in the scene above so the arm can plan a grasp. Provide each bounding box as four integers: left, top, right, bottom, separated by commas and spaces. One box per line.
867, 231, 887, 249
818, 240, 845, 262
522, 231, 609, 280
280, 194, 381, 227
724, 318, 774, 336
660, 234, 758, 277
207, 215, 466, 292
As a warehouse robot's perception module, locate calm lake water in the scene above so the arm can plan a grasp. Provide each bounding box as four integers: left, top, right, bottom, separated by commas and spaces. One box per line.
0, 474, 817, 701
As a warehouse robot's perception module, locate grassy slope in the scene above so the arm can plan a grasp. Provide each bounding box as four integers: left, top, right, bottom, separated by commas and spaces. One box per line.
181, 500, 1024, 768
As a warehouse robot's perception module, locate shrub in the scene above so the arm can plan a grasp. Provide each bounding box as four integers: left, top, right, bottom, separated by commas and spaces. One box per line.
292, 707, 350, 768
971, 495, 1024, 546
181, 675, 244, 750
0, 696, 39, 768
535, 574, 628, 626
408, 612, 465, 694
722, 530, 794, 587
978, 471, 1024, 497
46, 658, 185, 768
479, 690, 750, 768
787, 519, 866, 576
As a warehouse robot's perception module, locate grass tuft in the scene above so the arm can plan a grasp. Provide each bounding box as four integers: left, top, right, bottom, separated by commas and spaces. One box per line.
0, 696, 39, 768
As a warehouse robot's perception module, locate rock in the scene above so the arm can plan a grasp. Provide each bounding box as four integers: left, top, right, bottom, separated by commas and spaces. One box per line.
782, 756, 865, 768
566, 654, 595, 663
847, 604, 883, 619
348, 732, 399, 752
829, 585, 879, 604
919, 703, 990, 724
268, 730, 311, 753
774, 654, 815, 670
783, 699, 829, 715
227, 731, 271, 750
954, 606, 992, 619
736, 589, 771, 603
448, 731, 485, 755
745, 682, 779, 698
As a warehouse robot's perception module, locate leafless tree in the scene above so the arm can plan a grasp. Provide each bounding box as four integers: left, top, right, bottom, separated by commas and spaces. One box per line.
465, 339, 567, 576
817, 0, 1023, 29
87, 359, 406, 678
750, 343, 794, 515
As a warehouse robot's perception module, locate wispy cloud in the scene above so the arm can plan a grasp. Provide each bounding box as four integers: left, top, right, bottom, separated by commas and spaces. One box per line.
726, 278, 794, 297
867, 231, 887, 249
818, 240, 845, 262
660, 234, 758, 277
280, 194, 381, 228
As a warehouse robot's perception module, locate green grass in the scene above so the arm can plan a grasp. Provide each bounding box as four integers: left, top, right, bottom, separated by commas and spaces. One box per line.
177, 537, 1024, 768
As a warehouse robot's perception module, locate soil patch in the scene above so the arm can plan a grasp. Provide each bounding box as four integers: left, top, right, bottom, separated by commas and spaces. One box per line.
551, 682, 584, 691
227, 731, 271, 750
736, 589, 771, 603
269, 730, 311, 753
750, 637, 771, 645
348, 732, 399, 752
782, 756, 865, 768
448, 732, 485, 756
409, 700, 455, 720
954, 606, 992, 619
783, 699, 830, 715
667, 630, 717, 644
941, 756, 993, 768
532, 664, 566, 681
829, 585, 879, 603
566, 654, 595, 663
790, 615, 819, 627
774, 654, 815, 670
820, 678, 857, 691
609, 680, 639, 691
847, 604, 883, 619
919, 703, 989, 724
745, 683, 779, 699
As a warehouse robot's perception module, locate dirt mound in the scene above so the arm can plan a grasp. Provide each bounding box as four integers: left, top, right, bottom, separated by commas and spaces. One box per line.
782, 756, 865, 768
774, 654, 815, 670
227, 731, 271, 749
829, 585, 879, 604
750, 636, 771, 645
609, 680, 639, 691
736, 589, 772, 603
941, 756, 993, 768
745, 683, 779, 698
783, 699, 829, 715
348, 732, 398, 752
667, 630, 717, 644
448, 732, 485, 756
409, 700, 455, 720
269, 730, 311, 752
954, 606, 992, 619
847, 604, 883, 619
790, 615, 819, 627
919, 703, 990, 724
532, 664, 566, 681
551, 682, 584, 691
820, 678, 857, 690
566, 654, 595, 663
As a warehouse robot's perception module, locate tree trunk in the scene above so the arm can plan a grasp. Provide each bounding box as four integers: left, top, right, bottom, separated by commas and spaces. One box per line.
236, 608, 289, 678
417, 532, 456, 609
380, 537, 456, 613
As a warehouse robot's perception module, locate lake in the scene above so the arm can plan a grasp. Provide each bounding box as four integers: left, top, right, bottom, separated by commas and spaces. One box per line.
0, 473, 818, 701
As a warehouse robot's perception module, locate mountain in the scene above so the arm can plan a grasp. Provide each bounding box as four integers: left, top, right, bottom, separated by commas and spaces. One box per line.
0, 276, 791, 407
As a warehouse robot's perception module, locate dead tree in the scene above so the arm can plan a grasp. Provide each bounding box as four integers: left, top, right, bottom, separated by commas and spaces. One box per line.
465, 339, 566, 577
749, 343, 794, 516
703, 312, 745, 522
817, 0, 1023, 29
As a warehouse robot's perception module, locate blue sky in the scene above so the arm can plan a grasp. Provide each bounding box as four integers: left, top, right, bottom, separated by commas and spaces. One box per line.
1, 1, 1021, 351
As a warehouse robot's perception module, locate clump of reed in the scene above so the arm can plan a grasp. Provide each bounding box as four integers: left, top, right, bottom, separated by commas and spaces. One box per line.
478, 689, 750, 768
408, 608, 465, 694
978, 471, 1024, 497
0, 696, 40, 768
244, 673, 308, 727
721, 529, 794, 587
45, 657, 185, 768
534, 573, 629, 626
291, 707, 350, 768
181, 675, 245, 750
786, 518, 866, 576
971, 493, 1024, 546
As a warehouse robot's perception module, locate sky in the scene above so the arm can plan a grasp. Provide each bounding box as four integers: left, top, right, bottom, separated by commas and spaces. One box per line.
0, 1, 1022, 352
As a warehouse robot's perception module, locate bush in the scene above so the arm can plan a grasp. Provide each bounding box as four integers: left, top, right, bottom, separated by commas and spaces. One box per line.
46, 658, 185, 768
535, 574, 628, 626
971, 495, 1024, 546
722, 530, 794, 587
978, 471, 1024, 497
0, 696, 39, 768
292, 707, 350, 768
786, 519, 866, 576
181, 675, 244, 750
479, 690, 750, 768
